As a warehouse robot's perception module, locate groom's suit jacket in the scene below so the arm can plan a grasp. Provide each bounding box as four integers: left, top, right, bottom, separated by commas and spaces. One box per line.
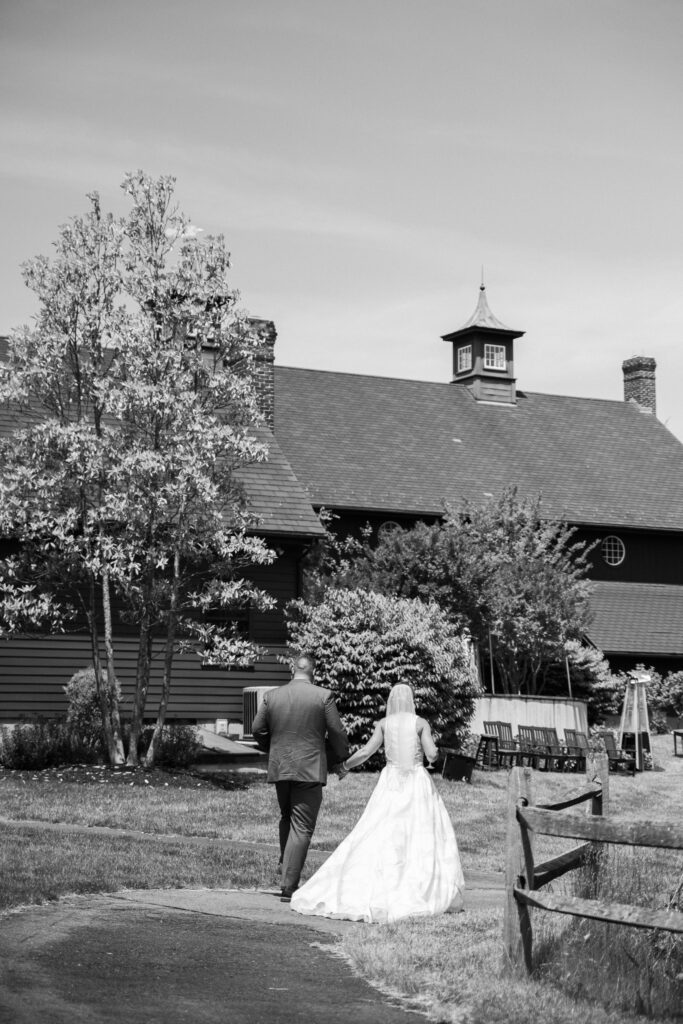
251, 679, 349, 785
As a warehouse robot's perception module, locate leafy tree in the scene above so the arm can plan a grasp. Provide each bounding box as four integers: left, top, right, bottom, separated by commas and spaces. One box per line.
286, 587, 480, 754
0, 172, 274, 765
306, 489, 594, 695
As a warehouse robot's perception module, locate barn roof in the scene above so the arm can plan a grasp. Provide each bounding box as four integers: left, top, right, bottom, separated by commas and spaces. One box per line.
274, 365, 683, 532
589, 581, 683, 657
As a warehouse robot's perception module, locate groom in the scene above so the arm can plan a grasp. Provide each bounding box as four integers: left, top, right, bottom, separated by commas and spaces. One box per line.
251, 653, 349, 902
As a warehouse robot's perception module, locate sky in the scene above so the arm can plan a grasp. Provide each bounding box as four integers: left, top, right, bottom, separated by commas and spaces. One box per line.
2, 0, 683, 440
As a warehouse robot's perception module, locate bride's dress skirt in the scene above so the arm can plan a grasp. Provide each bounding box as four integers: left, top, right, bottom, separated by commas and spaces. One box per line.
291, 765, 465, 923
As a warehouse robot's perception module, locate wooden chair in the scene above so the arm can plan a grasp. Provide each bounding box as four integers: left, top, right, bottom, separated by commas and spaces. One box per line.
517, 725, 543, 769
597, 731, 636, 775
539, 727, 576, 772
482, 720, 517, 768
564, 729, 589, 771
476, 722, 500, 769
495, 721, 519, 768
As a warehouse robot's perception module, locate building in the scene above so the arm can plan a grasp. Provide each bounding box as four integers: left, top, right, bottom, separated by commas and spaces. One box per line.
2, 285, 683, 725
272, 286, 683, 675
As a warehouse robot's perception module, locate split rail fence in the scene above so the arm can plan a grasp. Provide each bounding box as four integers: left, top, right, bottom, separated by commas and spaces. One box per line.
503, 753, 683, 972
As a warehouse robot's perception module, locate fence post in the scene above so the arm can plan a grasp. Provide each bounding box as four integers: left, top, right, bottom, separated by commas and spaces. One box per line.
503, 766, 534, 973
584, 750, 608, 892
585, 750, 609, 815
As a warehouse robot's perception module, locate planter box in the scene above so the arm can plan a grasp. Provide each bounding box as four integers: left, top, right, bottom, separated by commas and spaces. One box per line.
441, 751, 476, 783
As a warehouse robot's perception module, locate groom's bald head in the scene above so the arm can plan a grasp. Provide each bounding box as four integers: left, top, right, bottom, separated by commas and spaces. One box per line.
293, 653, 316, 680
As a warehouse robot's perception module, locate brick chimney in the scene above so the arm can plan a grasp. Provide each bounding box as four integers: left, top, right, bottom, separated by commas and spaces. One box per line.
249, 318, 276, 430
622, 356, 656, 415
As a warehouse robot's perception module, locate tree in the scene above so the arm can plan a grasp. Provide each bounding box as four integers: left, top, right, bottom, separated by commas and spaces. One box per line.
306, 489, 595, 695
0, 172, 274, 764
286, 587, 480, 752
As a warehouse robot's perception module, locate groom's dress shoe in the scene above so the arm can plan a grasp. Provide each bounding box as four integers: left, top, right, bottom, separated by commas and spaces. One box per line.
280, 886, 297, 903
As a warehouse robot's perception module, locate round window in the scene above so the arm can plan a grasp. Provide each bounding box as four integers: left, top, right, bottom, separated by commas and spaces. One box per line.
377, 520, 401, 541
601, 535, 625, 567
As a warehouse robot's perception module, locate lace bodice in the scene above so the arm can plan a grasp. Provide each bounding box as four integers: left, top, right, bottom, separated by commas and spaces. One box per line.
384, 712, 423, 769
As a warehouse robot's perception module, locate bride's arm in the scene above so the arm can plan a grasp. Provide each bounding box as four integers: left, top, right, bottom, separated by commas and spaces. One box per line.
340, 721, 384, 773
417, 718, 439, 765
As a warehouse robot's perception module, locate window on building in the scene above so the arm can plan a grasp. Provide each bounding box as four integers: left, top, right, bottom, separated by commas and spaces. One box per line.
377, 520, 401, 541
457, 345, 472, 373
601, 536, 626, 567
484, 344, 506, 370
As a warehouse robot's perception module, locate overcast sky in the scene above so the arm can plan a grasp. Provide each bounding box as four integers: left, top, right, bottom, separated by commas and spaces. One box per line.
2, 0, 682, 441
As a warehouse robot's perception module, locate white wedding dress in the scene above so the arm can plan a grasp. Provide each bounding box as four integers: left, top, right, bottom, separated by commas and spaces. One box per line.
290, 710, 465, 924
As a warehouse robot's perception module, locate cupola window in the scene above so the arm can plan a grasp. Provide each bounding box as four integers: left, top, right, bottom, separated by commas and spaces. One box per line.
601, 535, 626, 567
457, 345, 472, 373
484, 343, 506, 370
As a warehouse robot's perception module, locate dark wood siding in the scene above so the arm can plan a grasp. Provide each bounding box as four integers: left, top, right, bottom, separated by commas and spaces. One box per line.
0, 542, 306, 723
577, 528, 683, 585
330, 516, 683, 588
0, 635, 290, 723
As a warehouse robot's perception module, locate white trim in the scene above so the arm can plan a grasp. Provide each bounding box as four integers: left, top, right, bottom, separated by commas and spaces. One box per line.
484, 343, 506, 370
457, 344, 472, 373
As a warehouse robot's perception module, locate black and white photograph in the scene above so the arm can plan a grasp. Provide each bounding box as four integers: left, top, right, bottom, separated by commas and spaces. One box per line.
1, 2, 682, 1022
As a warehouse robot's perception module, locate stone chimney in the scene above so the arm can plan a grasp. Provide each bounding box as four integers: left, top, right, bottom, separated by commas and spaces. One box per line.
622, 356, 656, 415
250, 318, 276, 430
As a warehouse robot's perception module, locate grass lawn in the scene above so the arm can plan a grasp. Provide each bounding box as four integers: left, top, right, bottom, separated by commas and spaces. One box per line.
1, 734, 682, 1023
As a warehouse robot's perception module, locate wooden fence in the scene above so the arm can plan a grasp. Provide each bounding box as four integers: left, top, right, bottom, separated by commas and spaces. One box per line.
503, 753, 683, 972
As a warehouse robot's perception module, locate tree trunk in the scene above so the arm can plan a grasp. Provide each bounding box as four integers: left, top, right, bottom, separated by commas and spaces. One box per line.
144, 550, 180, 768
87, 575, 124, 765
127, 597, 153, 766
100, 564, 125, 764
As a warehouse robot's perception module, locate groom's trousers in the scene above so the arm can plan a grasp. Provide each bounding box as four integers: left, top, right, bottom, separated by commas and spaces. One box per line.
275, 781, 323, 893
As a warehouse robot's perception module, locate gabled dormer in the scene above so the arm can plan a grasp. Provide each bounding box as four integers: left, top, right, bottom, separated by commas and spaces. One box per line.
441, 284, 525, 404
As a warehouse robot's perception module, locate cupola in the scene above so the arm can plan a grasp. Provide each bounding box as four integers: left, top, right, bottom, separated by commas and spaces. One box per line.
441, 284, 525, 404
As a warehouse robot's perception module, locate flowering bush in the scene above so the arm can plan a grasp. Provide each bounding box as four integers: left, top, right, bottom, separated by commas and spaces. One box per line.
286, 588, 481, 753
64, 667, 122, 748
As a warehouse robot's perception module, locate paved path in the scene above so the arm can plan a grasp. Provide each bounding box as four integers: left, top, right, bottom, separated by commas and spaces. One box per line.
0, 884, 502, 1024
0, 819, 504, 1023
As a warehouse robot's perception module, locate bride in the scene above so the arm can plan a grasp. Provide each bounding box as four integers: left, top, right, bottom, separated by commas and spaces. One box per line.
290, 683, 465, 923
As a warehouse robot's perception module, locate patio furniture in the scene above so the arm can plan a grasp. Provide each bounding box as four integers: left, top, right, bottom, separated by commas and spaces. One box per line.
517, 725, 544, 769
476, 727, 500, 770
482, 720, 518, 768
564, 728, 590, 771
538, 727, 577, 772
597, 731, 636, 775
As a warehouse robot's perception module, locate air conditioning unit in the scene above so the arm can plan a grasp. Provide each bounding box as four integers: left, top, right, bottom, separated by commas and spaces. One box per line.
242, 686, 277, 737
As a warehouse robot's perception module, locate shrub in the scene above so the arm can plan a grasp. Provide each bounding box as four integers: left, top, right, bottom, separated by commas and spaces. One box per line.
541, 640, 617, 721
647, 669, 683, 718
599, 666, 683, 728
286, 588, 481, 754
587, 672, 628, 721
0, 717, 100, 769
63, 667, 122, 746
139, 723, 201, 769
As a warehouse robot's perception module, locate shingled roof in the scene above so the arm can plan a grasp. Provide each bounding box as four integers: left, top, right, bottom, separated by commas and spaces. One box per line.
235, 431, 325, 538
589, 581, 683, 657
274, 366, 683, 532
